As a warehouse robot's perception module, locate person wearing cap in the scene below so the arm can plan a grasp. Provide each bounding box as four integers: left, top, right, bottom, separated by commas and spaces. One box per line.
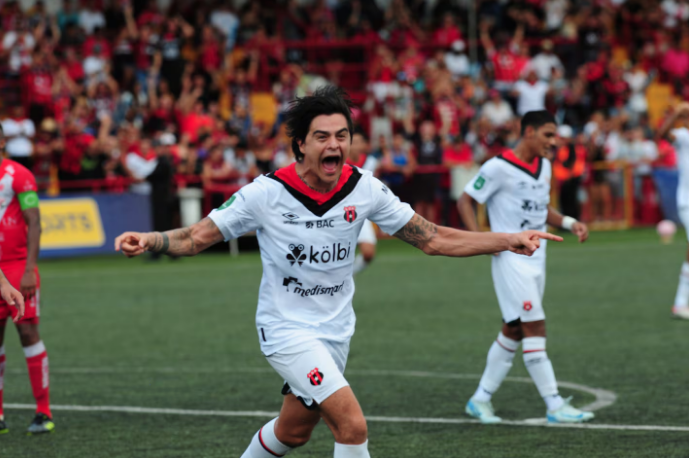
553, 125, 586, 221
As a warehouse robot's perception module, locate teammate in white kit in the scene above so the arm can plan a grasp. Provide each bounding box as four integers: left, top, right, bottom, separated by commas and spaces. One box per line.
347, 131, 379, 275
658, 102, 689, 320
115, 88, 561, 457
458, 111, 594, 424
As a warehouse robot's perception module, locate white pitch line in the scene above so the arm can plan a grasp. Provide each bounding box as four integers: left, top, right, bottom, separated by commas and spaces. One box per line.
5, 367, 616, 413
5, 403, 689, 433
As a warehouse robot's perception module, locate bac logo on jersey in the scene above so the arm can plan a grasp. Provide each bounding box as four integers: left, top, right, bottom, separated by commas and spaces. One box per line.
523, 301, 533, 311
474, 176, 486, 190
307, 368, 324, 386
287, 244, 306, 266
344, 206, 357, 223
306, 220, 334, 229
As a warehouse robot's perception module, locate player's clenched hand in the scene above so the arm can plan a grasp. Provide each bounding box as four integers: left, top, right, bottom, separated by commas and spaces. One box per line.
507, 231, 563, 256
571, 222, 589, 243
20, 270, 37, 298
0, 278, 24, 323
115, 232, 153, 257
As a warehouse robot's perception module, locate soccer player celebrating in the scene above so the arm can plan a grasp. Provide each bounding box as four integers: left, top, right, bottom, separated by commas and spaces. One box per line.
116, 87, 561, 457
347, 131, 378, 275
657, 102, 689, 320
0, 126, 54, 435
458, 110, 593, 424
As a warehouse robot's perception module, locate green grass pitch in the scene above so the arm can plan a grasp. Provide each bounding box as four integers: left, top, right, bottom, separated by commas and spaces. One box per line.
1, 229, 688, 457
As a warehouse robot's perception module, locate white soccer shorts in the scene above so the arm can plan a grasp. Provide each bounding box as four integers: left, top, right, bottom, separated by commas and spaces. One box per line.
357, 219, 377, 245
491, 255, 546, 323
267, 339, 350, 409
679, 206, 689, 242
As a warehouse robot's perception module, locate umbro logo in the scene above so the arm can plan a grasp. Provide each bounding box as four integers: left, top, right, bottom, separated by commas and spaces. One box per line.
283, 212, 300, 225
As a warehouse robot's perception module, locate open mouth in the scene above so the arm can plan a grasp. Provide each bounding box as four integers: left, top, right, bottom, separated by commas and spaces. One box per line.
321, 154, 342, 174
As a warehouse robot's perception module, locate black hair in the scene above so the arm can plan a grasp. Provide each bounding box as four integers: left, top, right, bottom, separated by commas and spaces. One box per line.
352, 128, 368, 141
520, 110, 557, 135
284, 85, 354, 163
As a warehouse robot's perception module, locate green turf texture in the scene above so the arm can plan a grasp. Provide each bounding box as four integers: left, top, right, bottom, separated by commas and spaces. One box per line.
1, 229, 688, 457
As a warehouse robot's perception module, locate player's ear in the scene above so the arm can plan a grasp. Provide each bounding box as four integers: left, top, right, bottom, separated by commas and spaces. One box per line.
297, 138, 305, 155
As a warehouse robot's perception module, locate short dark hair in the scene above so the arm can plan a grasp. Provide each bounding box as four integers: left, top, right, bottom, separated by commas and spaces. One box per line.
520, 110, 557, 135
284, 85, 354, 163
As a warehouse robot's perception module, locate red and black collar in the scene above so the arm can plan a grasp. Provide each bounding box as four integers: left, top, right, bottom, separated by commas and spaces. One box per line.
267, 163, 362, 217
497, 150, 542, 180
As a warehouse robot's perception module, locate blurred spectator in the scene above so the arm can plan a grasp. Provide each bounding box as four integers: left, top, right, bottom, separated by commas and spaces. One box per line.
432, 12, 462, 48
529, 40, 563, 82
481, 90, 514, 128
210, 2, 239, 52
554, 125, 586, 221
512, 69, 551, 116
379, 131, 416, 202
443, 133, 477, 207
444, 40, 470, 80
406, 120, 443, 224
57, 0, 79, 32
224, 140, 258, 186
78, 0, 105, 35
2, 19, 36, 75
2, 106, 35, 169
23, 49, 54, 126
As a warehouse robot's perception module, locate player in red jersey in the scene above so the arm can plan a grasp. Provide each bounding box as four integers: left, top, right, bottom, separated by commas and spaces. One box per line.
0, 125, 54, 435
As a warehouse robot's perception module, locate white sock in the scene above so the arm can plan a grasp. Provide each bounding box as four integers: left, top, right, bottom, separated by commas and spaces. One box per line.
522, 337, 564, 411
334, 440, 370, 458
241, 418, 293, 458
352, 254, 369, 275
472, 333, 520, 402
674, 262, 689, 308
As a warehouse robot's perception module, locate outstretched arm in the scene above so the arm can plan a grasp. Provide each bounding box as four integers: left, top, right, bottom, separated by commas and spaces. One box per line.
393, 213, 562, 257
547, 206, 588, 243
115, 218, 225, 257
657, 102, 689, 142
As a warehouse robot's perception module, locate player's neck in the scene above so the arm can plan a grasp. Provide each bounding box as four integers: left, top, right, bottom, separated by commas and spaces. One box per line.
513, 143, 538, 164
295, 163, 338, 194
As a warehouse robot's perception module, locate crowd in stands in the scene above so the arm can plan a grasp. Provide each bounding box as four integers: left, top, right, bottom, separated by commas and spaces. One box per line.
0, 0, 686, 227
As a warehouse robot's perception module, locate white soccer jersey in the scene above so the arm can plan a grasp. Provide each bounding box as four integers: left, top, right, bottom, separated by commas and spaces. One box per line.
464, 150, 552, 263
209, 163, 414, 355
672, 127, 689, 209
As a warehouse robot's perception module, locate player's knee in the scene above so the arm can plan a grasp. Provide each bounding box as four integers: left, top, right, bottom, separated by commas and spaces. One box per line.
275, 419, 315, 448
16, 325, 40, 347
334, 416, 368, 444
278, 428, 312, 448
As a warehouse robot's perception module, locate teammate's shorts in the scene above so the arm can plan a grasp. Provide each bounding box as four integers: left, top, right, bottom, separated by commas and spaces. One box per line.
491, 255, 545, 323
0, 262, 40, 324
267, 338, 350, 409
357, 219, 377, 245
679, 205, 689, 242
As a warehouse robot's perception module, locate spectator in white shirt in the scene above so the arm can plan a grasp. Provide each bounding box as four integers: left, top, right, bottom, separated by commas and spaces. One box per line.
78, 0, 105, 35
2, 106, 36, 169
529, 40, 564, 81
2, 20, 36, 74
444, 40, 470, 80
481, 90, 515, 127
512, 69, 552, 116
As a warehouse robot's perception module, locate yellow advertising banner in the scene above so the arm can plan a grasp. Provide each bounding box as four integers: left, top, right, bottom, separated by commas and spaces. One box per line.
40, 198, 106, 249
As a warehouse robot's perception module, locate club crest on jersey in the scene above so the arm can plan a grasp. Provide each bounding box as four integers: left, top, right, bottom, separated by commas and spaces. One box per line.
344, 206, 357, 223
523, 301, 533, 311
307, 368, 324, 386
287, 244, 306, 266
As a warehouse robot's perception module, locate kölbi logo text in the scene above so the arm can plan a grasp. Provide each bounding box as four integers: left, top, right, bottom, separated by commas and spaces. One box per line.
287, 242, 352, 266
283, 277, 346, 297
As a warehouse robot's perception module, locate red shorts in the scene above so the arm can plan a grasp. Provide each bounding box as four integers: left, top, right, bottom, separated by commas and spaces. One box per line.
0, 261, 40, 324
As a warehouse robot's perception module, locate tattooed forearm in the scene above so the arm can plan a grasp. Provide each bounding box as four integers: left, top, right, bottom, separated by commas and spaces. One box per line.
394, 214, 438, 250
148, 218, 222, 256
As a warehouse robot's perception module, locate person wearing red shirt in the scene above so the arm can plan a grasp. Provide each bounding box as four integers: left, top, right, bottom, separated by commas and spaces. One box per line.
481, 24, 524, 93
432, 12, 463, 48
0, 132, 54, 434
22, 50, 53, 126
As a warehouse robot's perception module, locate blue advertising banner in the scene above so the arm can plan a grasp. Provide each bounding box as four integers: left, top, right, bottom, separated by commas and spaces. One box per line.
39, 193, 151, 258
